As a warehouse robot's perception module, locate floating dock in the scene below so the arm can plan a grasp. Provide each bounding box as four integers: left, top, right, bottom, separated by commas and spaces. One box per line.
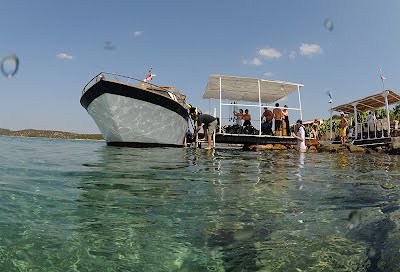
215, 133, 296, 145
197, 74, 305, 149
332, 90, 400, 147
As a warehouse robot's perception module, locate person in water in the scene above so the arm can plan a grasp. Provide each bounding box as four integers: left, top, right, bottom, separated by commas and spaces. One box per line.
193, 113, 218, 150
291, 119, 307, 153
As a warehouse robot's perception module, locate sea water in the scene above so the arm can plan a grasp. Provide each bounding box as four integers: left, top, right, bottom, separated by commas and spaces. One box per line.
0, 136, 400, 272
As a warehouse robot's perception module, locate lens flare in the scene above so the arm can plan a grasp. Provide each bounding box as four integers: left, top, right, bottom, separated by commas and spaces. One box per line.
348, 210, 361, 229
1, 54, 19, 79
324, 18, 334, 32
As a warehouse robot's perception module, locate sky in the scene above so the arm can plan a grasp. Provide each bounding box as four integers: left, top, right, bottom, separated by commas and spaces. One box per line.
1, 0, 400, 134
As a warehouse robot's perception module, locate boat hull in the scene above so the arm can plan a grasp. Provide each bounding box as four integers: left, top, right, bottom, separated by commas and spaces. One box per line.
81, 80, 189, 147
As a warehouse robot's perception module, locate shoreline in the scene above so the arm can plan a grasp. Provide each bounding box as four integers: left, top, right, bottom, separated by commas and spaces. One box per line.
2, 128, 399, 155
1, 134, 105, 142
0, 128, 103, 141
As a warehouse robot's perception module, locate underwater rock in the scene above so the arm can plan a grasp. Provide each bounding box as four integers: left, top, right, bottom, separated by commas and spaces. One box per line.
348, 217, 396, 272
380, 183, 395, 190
272, 144, 287, 150
390, 137, 400, 149
258, 144, 274, 150
308, 146, 318, 152
317, 144, 349, 153
380, 204, 400, 214
347, 144, 366, 153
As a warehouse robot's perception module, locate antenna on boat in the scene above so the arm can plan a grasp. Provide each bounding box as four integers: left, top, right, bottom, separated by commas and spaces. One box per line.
230, 101, 237, 122
327, 91, 333, 141
379, 69, 386, 90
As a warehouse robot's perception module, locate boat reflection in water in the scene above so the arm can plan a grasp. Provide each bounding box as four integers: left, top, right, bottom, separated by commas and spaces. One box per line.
73, 146, 400, 271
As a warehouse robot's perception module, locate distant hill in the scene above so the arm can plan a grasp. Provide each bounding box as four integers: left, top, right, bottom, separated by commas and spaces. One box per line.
0, 128, 103, 141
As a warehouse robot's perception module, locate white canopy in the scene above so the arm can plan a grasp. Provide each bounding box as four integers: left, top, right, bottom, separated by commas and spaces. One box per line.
203, 75, 304, 103
332, 90, 400, 114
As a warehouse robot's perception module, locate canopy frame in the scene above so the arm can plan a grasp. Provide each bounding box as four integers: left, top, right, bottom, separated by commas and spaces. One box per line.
331, 90, 400, 142
203, 75, 304, 135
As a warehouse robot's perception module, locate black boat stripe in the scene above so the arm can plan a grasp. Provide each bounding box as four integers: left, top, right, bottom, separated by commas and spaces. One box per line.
107, 141, 183, 148
80, 80, 189, 120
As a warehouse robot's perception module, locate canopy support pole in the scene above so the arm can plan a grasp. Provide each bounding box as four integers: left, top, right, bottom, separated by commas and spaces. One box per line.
213, 107, 217, 147
297, 85, 303, 120
352, 103, 358, 140
329, 109, 333, 142
258, 80, 262, 136
382, 90, 390, 137
219, 76, 222, 133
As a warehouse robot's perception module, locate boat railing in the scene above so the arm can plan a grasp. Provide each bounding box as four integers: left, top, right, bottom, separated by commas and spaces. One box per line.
355, 119, 390, 140
81, 72, 190, 108
82, 72, 152, 94
219, 102, 299, 137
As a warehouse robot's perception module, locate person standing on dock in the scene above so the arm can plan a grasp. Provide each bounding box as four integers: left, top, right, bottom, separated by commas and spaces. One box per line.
273, 103, 283, 136
192, 113, 218, 150
340, 112, 349, 144
291, 119, 307, 153
234, 109, 244, 126
311, 119, 319, 139
367, 110, 376, 137
243, 109, 252, 128
282, 105, 290, 136
261, 107, 273, 135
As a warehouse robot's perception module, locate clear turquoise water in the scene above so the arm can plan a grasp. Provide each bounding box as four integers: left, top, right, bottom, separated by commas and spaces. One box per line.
1, 136, 400, 271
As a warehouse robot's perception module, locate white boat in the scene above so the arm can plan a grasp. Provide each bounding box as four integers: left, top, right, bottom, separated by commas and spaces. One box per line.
80, 72, 190, 147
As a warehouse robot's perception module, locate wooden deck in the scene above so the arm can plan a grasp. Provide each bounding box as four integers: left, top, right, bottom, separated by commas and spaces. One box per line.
352, 137, 392, 146
331, 136, 394, 147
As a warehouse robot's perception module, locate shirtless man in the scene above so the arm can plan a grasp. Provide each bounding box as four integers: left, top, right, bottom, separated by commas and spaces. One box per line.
340, 112, 349, 144
243, 109, 251, 127
273, 103, 283, 136
261, 107, 273, 135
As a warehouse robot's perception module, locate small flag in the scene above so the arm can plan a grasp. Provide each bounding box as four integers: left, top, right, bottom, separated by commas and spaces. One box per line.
380, 69, 386, 82
141, 68, 155, 85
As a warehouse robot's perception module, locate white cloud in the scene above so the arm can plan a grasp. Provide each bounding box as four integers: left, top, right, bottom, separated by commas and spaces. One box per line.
258, 47, 282, 59
56, 53, 74, 60
289, 50, 296, 60
133, 31, 143, 38
299, 43, 323, 56
243, 57, 263, 66
264, 71, 273, 77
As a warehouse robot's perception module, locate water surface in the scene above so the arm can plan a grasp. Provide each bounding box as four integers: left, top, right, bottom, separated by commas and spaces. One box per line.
1, 136, 400, 271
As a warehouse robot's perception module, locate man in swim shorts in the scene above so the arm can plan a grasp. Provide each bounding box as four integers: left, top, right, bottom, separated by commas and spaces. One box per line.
193, 113, 218, 150
273, 103, 283, 136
